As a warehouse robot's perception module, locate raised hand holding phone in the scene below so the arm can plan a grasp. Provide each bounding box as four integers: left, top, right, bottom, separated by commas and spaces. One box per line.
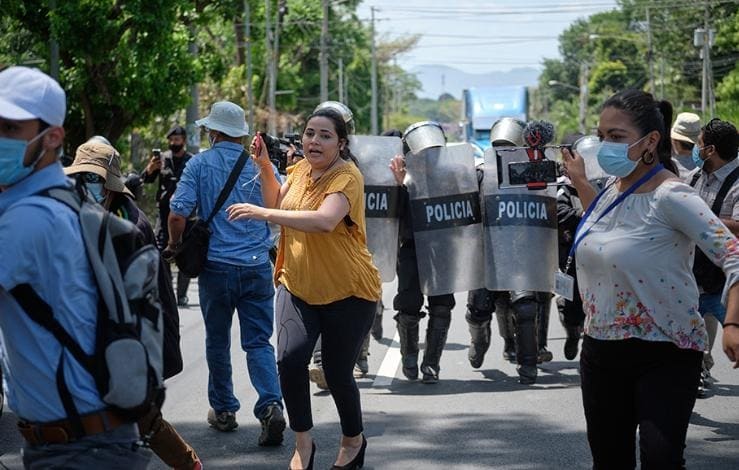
250, 132, 272, 170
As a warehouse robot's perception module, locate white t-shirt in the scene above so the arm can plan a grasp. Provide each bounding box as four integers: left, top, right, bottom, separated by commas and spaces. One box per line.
576, 180, 739, 351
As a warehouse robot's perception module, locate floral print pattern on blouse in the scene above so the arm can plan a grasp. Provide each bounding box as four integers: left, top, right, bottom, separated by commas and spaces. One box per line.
576, 180, 739, 351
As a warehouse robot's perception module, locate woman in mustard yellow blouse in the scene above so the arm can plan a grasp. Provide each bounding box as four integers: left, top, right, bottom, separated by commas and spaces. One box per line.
227, 108, 381, 470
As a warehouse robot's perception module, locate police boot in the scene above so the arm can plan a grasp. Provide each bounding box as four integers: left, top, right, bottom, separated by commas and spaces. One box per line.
395, 311, 421, 380
511, 298, 539, 385
421, 306, 452, 384
564, 325, 582, 360
496, 307, 516, 363
371, 301, 384, 341
537, 302, 553, 363
354, 333, 370, 378
466, 312, 491, 369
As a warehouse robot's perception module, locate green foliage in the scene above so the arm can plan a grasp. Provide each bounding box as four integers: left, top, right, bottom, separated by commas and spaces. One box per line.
540, 0, 739, 130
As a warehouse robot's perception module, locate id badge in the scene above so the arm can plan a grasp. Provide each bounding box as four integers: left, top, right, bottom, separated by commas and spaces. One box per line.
554, 271, 575, 301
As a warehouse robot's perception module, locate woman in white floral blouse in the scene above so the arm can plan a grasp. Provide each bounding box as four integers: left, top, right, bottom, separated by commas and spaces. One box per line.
562, 89, 739, 469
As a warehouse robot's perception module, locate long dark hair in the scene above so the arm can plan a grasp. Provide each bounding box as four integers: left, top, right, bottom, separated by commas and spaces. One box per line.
602, 89, 678, 175
304, 108, 358, 165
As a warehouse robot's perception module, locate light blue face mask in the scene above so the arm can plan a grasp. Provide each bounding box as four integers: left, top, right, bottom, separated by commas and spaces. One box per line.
691, 145, 708, 169
0, 129, 49, 186
596, 135, 648, 178
85, 182, 106, 203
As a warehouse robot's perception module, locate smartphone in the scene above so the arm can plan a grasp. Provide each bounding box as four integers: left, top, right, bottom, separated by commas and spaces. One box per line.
152, 148, 161, 157
508, 160, 558, 185
254, 133, 263, 157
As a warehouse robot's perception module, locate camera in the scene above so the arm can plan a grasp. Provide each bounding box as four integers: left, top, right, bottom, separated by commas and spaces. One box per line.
260, 133, 304, 174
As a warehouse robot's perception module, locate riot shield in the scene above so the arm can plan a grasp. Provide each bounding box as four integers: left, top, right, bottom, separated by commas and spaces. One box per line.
482, 146, 558, 293
351, 135, 403, 282
405, 142, 485, 296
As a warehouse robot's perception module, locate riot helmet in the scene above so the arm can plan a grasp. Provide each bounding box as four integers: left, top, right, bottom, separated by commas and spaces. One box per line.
490, 118, 526, 147
314, 101, 355, 135
402, 121, 446, 154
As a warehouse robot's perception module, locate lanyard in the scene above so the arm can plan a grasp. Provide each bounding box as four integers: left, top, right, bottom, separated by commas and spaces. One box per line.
564, 164, 664, 274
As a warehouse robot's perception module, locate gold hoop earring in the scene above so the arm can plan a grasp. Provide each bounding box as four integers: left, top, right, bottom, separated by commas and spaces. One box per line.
641, 151, 655, 165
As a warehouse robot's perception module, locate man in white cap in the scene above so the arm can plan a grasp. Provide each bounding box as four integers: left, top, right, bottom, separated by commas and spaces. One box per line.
0, 67, 149, 467
671, 111, 701, 178
166, 101, 286, 445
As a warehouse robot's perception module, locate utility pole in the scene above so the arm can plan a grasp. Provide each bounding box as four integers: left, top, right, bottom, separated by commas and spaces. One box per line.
265, 0, 276, 135
695, 5, 715, 118
659, 57, 665, 100
578, 62, 590, 134
338, 57, 344, 103
244, 1, 254, 134
49, 0, 59, 80
646, 6, 655, 96
268, 1, 285, 136
186, 24, 200, 154
320, 0, 329, 102
370, 6, 379, 135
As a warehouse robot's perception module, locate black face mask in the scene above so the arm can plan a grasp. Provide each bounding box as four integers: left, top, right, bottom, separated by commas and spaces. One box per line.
169, 144, 184, 153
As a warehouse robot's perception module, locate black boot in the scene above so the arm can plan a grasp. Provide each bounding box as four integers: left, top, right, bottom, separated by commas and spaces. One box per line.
466, 313, 491, 369
496, 305, 516, 363
512, 297, 539, 385
176, 270, 190, 306
503, 338, 517, 363
421, 307, 452, 384
371, 301, 383, 341
354, 333, 370, 378
537, 302, 553, 363
395, 311, 421, 380
564, 325, 582, 360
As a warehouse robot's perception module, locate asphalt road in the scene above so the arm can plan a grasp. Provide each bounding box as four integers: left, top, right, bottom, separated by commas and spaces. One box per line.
1, 279, 737, 469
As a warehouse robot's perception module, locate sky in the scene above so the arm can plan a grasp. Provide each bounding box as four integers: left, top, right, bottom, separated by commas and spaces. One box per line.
356, 0, 619, 74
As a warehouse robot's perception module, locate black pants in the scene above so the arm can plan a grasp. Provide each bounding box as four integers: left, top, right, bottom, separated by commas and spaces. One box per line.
275, 285, 375, 436
560, 276, 585, 328
393, 240, 455, 313
580, 336, 702, 469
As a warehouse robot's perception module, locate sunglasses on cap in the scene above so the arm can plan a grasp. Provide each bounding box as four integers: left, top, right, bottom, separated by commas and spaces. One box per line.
81, 172, 105, 184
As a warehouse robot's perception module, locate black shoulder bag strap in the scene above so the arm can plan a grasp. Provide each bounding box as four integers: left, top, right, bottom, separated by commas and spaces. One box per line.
689, 170, 701, 188
710, 166, 739, 215
204, 149, 249, 225
10, 284, 91, 436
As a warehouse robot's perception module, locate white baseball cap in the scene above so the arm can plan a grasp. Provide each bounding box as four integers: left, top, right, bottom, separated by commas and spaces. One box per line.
195, 101, 249, 137
0, 66, 66, 126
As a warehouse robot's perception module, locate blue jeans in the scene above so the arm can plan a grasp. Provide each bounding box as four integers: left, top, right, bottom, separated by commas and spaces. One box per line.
23, 424, 150, 469
198, 260, 282, 419
698, 293, 726, 324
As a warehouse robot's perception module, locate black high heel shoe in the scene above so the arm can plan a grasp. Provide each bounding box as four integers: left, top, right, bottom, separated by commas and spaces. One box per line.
288, 441, 316, 470
331, 435, 366, 469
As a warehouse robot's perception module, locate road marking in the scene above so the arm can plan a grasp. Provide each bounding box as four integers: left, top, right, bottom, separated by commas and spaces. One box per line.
373, 331, 401, 387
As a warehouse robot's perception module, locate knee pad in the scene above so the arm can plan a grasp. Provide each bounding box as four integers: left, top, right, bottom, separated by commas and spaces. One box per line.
512, 299, 538, 323
467, 288, 494, 313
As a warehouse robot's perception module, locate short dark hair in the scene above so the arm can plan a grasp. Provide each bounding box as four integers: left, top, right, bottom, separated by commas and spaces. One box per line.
702, 118, 738, 162
167, 125, 187, 138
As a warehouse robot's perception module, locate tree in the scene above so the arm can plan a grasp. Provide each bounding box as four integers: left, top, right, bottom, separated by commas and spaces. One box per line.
4, 1, 200, 153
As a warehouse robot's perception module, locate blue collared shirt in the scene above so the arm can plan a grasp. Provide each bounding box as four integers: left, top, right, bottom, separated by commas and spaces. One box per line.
0, 163, 105, 422
170, 141, 278, 266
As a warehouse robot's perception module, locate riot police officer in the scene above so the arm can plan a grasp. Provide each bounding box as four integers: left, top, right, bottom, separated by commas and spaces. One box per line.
473, 118, 557, 384
390, 122, 479, 384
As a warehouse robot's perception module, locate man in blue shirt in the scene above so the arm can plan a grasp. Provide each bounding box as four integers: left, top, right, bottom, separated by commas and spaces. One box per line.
0, 67, 149, 468
167, 101, 285, 446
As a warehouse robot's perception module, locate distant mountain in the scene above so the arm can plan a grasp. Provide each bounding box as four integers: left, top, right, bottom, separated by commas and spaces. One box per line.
409, 65, 541, 100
